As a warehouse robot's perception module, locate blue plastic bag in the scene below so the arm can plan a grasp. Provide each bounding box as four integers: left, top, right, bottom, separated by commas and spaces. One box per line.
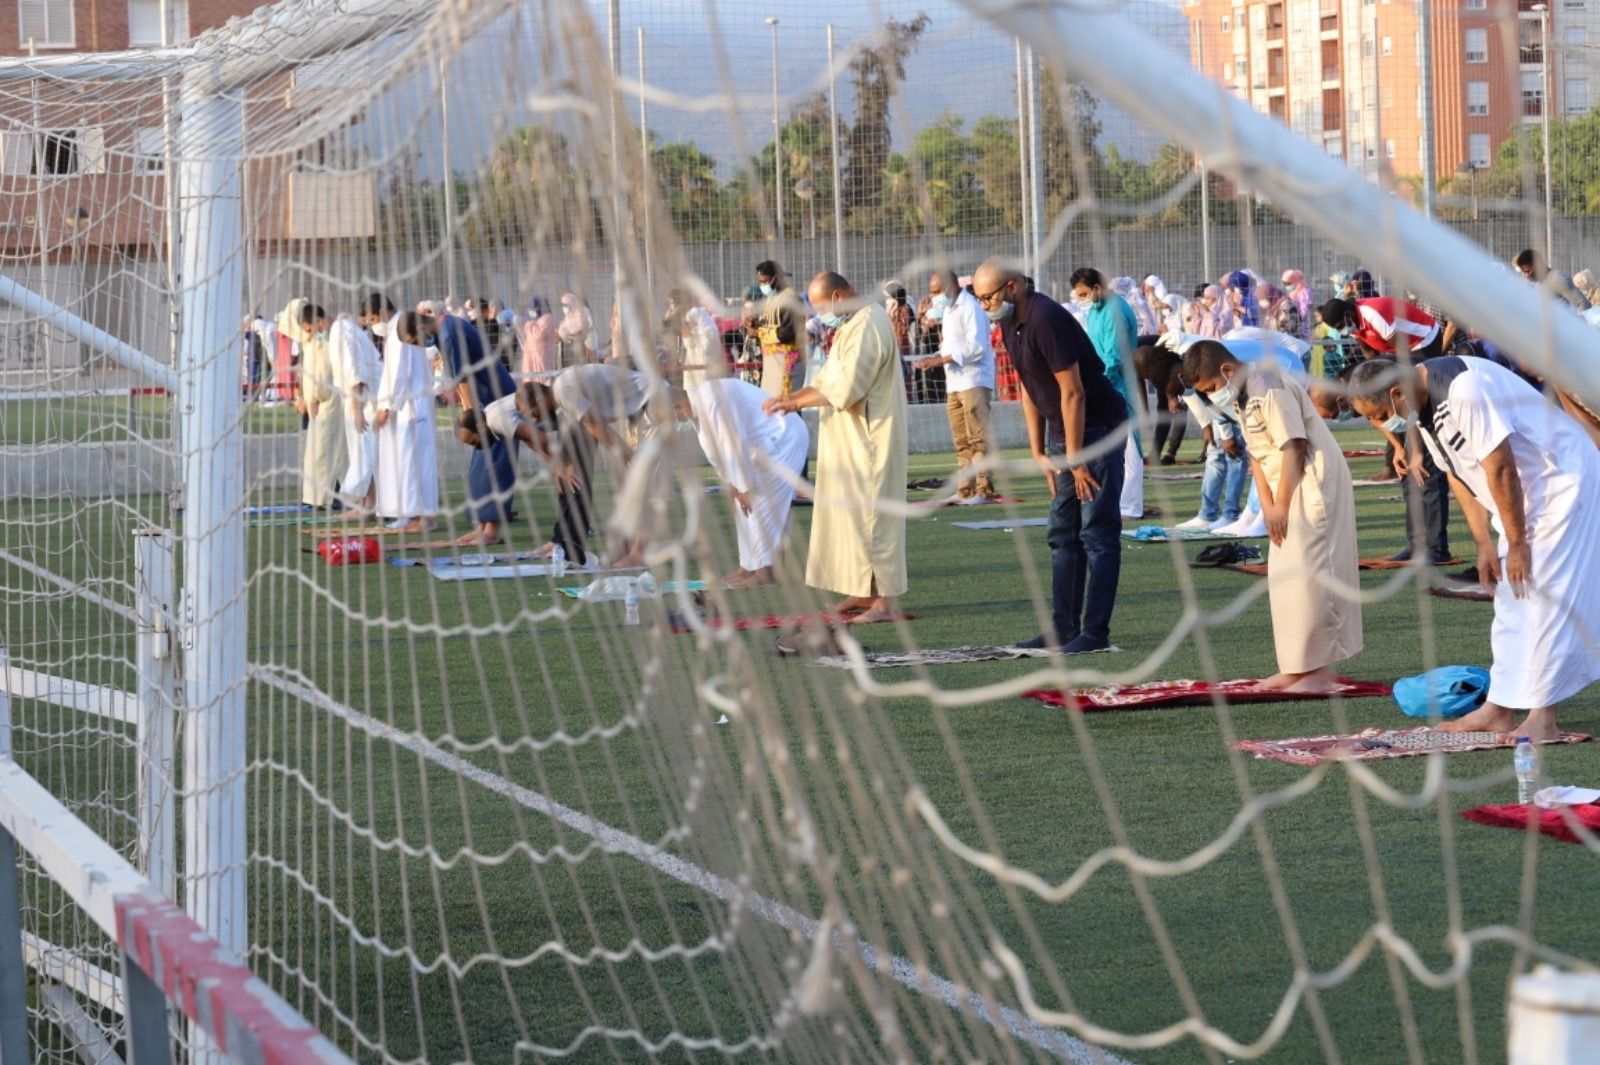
1392, 666, 1490, 719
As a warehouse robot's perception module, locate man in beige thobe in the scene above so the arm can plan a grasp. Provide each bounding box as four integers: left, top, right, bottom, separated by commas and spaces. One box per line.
280, 299, 346, 508
763, 271, 907, 623
1183, 339, 1362, 691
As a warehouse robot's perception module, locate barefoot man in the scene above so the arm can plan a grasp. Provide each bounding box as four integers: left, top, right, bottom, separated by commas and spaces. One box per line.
762, 271, 906, 623
1183, 338, 1363, 691
675, 377, 810, 588
1350, 355, 1600, 738
373, 310, 439, 533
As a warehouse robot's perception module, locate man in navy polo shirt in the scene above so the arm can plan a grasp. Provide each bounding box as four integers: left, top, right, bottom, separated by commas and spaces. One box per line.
430, 309, 519, 546
972, 258, 1128, 654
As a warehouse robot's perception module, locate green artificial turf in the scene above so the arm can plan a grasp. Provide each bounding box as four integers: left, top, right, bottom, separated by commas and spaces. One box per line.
3, 424, 1597, 1064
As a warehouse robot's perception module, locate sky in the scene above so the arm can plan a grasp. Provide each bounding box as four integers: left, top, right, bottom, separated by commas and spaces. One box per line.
295, 0, 1193, 178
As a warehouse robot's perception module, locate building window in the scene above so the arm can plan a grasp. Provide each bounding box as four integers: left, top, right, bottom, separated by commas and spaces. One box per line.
1235, 58, 1248, 76
1382, 86, 1394, 108
128, 0, 190, 46
1365, 142, 1377, 158
1567, 78, 1591, 113
1382, 35, 1393, 56
1385, 138, 1396, 158
1363, 37, 1375, 57
1465, 0, 1486, 8
133, 127, 166, 171
17, 0, 74, 48
1564, 25, 1586, 47
1465, 28, 1488, 63
1467, 81, 1490, 116
1323, 88, 1343, 130
35, 130, 76, 174
1468, 133, 1491, 168
1522, 70, 1545, 116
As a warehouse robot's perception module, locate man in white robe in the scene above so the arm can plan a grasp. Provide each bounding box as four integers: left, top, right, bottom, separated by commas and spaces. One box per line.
763, 271, 907, 623
1351, 356, 1600, 739
280, 299, 346, 508
373, 309, 439, 532
676, 378, 809, 587
330, 312, 383, 516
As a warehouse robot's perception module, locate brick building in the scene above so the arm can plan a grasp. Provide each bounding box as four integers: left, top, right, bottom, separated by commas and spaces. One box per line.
1185, 0, 1596, 186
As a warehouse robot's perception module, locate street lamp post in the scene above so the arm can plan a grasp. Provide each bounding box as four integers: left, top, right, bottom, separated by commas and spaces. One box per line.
766, 16, 784, 245
1534, 3, 1554, 262
1456, 161, 1479, 222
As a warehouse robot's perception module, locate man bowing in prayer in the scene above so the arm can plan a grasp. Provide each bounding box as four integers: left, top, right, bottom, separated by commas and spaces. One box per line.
1349, 356, 1600, 739
763, 271, 907, 623
432, 309, 519, 546
676, 378, 810, 588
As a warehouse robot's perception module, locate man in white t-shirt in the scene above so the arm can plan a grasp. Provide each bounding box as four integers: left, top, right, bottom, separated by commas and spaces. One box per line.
914, 269, 997, 499
1351, 356, 1600, 739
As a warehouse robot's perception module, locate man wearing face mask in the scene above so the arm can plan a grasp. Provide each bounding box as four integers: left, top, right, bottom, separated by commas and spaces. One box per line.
1071, 267, 1145, 520
752, 260, 804, 398
973, 258, 1126, 655
914, 269, 996, 500
282, 299, 347, 509
1182, 339, 1362, 692
1348, 356, 1600, 739
763, 271, 907, 624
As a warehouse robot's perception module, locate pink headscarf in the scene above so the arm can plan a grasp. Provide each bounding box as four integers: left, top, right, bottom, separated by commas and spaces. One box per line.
1282, 268, 1315, 325
1196, 284, 1230, 337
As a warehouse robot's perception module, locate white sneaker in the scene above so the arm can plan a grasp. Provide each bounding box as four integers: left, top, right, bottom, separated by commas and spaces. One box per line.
1228, 512, 1268, 538
1208, 516, 1238, 532
1174, 515, 1213, 531
1212, 512, 1251, 537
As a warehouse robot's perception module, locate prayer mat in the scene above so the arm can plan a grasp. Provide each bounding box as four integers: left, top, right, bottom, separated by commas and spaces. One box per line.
1023, 676, 1392, 713
672, 611, 914, 634
1431, 582, 1493, 602
1148, 471, 1204, 481
1238, 727, 1590, 766
431, 564, 559, 581
812, 644, 1075, 669
953, 518, 1050, 531
1123, 526, 1264, 543
252, 515, 343, 528
559, 580, 706, 601
1222, 562, 1270, 576
1342, 448, 1387, 458
1360, 555, 1463, 570
298, 524, 413, 537
1121, 507, 1164, 520
245, 504, 312, 517
941, 495, 1026, 507
386, 537, 504, 551
1352, 477, 1403, 488
1460, 802, 1600, 844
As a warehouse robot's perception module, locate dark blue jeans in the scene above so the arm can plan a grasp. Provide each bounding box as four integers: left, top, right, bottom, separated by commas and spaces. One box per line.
468, 437, 518, 524
1046, 424, 1126, 645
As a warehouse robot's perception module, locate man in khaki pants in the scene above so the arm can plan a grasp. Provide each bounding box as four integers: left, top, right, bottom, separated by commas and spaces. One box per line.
915, 269, 997, 499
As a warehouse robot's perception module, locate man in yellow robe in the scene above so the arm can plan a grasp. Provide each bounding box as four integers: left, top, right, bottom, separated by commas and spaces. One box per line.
763, 271, 907, 623
280, 299, 346, 508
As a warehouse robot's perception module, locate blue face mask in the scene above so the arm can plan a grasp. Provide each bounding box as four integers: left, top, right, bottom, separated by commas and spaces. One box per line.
759, 283, 774, 297
820, 307, 843, 328
985, 300, 1014, 324
1383, 411, 1413, 435
932, 293, 950, 307
1208, 370, 1238, 408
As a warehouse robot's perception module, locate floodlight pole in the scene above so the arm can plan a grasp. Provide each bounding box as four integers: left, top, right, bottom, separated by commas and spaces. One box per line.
1014, 41, 1031, 269
827, 24, 844, 269
1025, 47, 1045, 288
1535, 4, 1554, 262
767, 17, 784, 247
638, 26, 652, 299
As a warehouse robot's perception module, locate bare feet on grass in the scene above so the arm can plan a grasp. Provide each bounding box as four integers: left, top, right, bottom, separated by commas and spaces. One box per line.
1256, 668, 1342, 695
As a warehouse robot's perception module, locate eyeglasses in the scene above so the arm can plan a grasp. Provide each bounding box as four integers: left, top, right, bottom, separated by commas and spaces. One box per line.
974, 281, 1010, 307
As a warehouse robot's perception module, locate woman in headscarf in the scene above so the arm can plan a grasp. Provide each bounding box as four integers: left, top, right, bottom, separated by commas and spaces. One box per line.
1350, 268, 1377, 299
1112, 275, 1160, 338
1195, 284, 1230, 338
1224, 269, 1259, 328
1258, 281, 1303, 340
1330, 272, 1354, 301
520, 296, 558, 376
1143, 275, 1184, 335
556, 293, 595, 367
1281, 269, 1314, 335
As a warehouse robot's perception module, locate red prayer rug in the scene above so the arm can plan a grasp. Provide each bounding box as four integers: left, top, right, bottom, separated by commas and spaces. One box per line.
1431, 582, 1493, 602
1343, 448, 1387, 458
1237, 727, 1591, 766
1460, 803, 1600, 844
671, 612, 915, 634
1022, 676, 1392, 712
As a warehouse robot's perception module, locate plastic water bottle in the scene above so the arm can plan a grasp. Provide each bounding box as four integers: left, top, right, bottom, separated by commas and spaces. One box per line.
624, 588, 640, 627
1514, 736, 1538, 805
550, 543, 566, 576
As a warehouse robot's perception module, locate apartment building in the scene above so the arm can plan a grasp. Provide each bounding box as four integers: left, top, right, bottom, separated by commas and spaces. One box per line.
1186, 0, 1597, 184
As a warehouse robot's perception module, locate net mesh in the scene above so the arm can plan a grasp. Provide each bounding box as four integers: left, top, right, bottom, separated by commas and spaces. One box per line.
1, 0, 1597, 1062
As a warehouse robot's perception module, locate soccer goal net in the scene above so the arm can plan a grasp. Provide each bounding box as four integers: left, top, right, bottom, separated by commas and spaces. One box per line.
1, 0, 1598, 1061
